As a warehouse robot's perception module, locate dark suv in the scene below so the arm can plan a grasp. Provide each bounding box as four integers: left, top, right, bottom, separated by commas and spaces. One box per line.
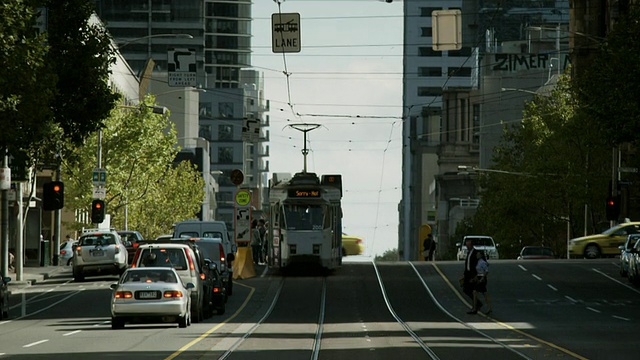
117, 230, 145, 265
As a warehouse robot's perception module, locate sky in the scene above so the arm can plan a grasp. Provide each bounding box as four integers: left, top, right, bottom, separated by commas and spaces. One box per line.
251, 0, 404, 258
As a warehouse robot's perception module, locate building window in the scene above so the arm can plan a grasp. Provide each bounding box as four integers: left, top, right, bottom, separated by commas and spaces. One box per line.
199, 125, 213, 141
418, 67, 443, 77
219, 102, 234, 118
460, 98, 467, 142
218, 147, 234, 164
420, 7, 441, 17
472, 104, 480, 144
199, 102, 213, 118
447, 67, 472, 77
448, 47, 472, 57
417, 87, 442, 97
419, 47, 442, 57
421, 27, 433, 37
219, 124, 233, 141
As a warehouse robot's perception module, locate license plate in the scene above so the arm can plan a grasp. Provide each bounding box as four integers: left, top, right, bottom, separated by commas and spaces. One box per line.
91, 250, 104, 257
138, 291, 158, 299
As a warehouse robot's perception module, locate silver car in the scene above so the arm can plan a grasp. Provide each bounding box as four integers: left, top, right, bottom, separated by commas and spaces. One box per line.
619, 234, 640, 277
73, 231, 128, 281
59, 240, 76, 266
110, 267, 193, 329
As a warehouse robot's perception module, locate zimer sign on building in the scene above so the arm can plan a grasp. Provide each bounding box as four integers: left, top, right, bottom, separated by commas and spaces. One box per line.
272, 13, 301, 53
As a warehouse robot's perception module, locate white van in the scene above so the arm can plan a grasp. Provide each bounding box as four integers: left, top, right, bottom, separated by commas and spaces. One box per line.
173, 221, 235, 294
456, 235, 500, 260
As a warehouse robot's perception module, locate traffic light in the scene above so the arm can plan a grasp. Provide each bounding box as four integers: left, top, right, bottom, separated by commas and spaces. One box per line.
43, 181, 64, 211
606, 195, 621, 221
91, 199, 106, 224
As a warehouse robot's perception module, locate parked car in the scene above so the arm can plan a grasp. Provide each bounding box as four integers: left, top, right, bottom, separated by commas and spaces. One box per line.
59, 240, 77, 266
619, 234, 640, 276
517, 246, 555, 260
73, 231, 128, 282
569, 221, 640, 259
164, 237, 234, 298
627, 238, 640, 285
110, 267, 193, 329
1, 270, 10, 319
342, 233, 365, 256
456, 235, 499, 261
132, 243, 210, 323
117, 230, 145, 265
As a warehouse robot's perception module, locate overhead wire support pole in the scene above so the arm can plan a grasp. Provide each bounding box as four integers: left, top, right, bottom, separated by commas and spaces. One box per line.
287, 124, 321, 173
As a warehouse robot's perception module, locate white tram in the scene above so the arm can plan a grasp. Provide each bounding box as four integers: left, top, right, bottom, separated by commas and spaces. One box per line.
267, 172, 343, 271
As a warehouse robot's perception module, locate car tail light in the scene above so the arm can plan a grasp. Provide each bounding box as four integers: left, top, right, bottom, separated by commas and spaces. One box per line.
131, 249, 141, 268
133, 242, 139, 248
200, 273, 206, 280
114, 291, 133, 299
213, 287, 221, 294
186, 249, 195, 271
60, 250, 67, 255
163, 291, 183, 298
76, 246, 82, 256
219, 244, 226, 271
356, 239, 363, 245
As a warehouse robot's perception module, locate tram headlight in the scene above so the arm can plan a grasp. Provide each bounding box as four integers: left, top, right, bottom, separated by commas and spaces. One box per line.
313, 244, 320, 254
289, 244, 297, 255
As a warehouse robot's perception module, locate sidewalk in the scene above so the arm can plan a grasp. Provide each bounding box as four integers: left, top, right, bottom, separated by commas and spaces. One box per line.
6, 265, 69, 287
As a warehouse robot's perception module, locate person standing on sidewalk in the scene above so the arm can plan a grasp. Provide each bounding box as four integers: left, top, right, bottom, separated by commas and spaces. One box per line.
462, 238, 481, 313
250, 220, 262, 265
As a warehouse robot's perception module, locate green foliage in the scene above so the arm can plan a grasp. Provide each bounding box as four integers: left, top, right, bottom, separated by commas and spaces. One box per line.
0, 1, 55, 156
61, 97, 205, 238
469, 74, 611, 259
575, 6, 640, 146
375, 248, 399, 262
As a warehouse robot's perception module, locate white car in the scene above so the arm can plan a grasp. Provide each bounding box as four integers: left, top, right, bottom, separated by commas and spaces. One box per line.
73, 231, 128, 281
456, 235, 500, 260
110, 267, 193, 329
59, 240, 76, 266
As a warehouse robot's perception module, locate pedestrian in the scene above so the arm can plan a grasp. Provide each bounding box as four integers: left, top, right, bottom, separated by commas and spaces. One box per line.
9, 251, 15, 273
422, 233, 433, 261
469, 251, 492, 315
462, 237, 482, 313
250, 219, 262, 265
425, 233, 436, 260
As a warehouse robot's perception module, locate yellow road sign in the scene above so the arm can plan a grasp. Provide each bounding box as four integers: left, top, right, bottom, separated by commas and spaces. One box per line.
235, 190, 251, 207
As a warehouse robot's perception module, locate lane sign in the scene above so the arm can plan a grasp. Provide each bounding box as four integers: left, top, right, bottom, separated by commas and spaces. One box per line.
272, 13, 301, 53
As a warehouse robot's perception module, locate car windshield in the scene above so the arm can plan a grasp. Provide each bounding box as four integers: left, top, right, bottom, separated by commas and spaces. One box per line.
283, 204, 325, 230
139, 248, 187, 270
468, 238, 494, 246
123, 269, 178, 283
602, 224, 640, 236
79, 234, 116, 246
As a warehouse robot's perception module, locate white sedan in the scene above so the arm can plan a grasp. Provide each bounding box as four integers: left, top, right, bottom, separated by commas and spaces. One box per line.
110, 267, 194, 329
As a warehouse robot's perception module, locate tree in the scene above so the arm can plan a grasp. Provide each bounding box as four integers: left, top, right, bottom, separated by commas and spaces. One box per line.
471, 74, 611, 258
375, 248, 399, 262
62, 96, 205, 238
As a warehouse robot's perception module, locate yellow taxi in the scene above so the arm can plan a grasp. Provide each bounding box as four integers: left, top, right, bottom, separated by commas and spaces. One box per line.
569, 222, 640, 259
342, 233, 365, 256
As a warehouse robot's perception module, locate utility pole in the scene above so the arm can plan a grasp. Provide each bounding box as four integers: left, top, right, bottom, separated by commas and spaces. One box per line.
1, 151, 9, 275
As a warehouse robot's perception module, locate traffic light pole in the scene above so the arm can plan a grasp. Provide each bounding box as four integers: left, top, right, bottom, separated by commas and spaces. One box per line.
53, 165, 61, 265
1, 151, 8, 276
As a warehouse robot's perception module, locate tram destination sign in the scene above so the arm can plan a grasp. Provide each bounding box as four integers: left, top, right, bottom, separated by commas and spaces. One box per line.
288, 189, 321, 198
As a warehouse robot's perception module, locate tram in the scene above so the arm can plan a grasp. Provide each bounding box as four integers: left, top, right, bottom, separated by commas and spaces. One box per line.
267, 171, 343, 271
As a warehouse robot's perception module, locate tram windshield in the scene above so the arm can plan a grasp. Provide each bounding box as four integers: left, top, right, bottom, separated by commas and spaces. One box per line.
283, 204, 325, 230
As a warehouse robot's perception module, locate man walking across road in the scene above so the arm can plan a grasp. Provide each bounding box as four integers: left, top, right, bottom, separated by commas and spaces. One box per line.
462, 237, 482, 312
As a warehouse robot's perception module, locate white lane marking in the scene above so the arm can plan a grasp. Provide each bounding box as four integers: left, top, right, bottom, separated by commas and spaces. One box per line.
592, 268, 640, 295
586, 307, 601, 313
63, 330, 82, 336
547, 284, 558, 291
518, 265, 528, 271
565, 296, 578, 303
0, 320, 10, 325
612, 315, 630, 321
532, 274, 542, 281
23, 339, 49, 348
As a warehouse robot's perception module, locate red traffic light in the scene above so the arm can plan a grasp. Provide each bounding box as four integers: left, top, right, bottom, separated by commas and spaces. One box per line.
53, 184, 61, 192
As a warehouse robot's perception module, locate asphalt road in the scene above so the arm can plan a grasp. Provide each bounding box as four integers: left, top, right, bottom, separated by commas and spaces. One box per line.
1, 259, 638, 359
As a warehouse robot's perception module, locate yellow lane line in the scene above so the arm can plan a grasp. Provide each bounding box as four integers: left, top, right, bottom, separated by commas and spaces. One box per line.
431, 263, 589, 360
164, 282, 256, 360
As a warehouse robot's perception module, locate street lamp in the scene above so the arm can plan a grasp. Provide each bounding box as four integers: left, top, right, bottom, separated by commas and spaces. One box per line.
501, 87, 538, 95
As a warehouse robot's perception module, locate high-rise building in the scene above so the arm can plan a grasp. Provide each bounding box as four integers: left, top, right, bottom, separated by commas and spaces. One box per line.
95, 0, 269, 230
401, 1, 569, 260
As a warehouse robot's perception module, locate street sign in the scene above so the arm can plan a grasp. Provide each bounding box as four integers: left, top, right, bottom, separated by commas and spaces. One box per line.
618, 167, 638, 173
92, 186, 106, 199
92, 168, 107, 186
272, 13, 301, 53
432, 9, 462, 51
235, 189, 251, 207
0, 167, 11, 190
167, 48, 197, 87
